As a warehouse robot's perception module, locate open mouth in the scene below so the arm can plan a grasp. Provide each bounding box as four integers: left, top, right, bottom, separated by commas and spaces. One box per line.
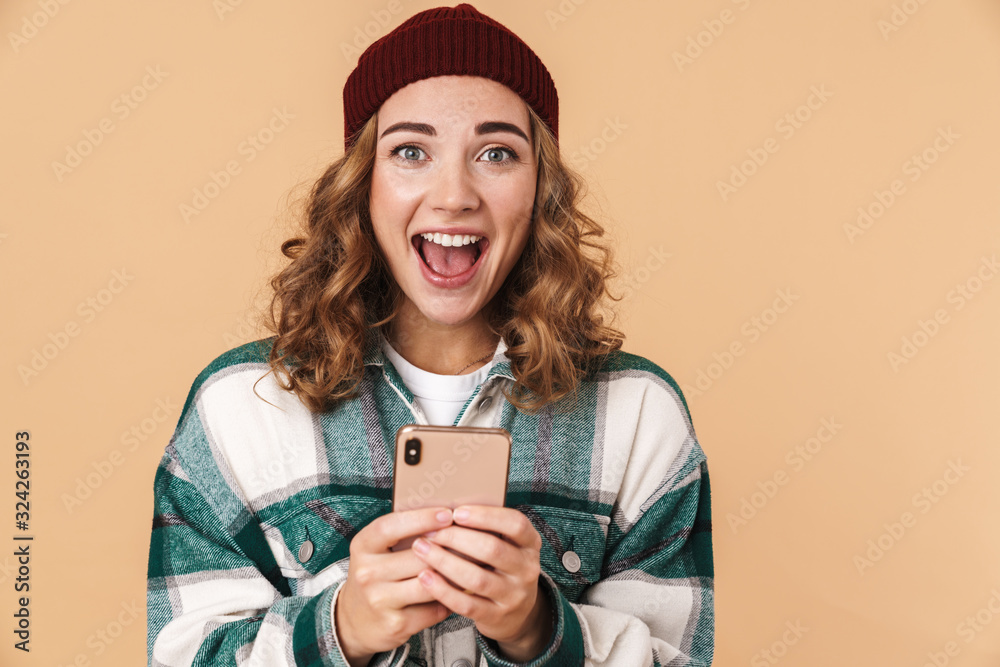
412, 233, 488, 278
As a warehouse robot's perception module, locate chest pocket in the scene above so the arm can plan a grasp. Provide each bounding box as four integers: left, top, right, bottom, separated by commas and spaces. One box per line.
519, 505, 610, 602
264, 495, 390, 579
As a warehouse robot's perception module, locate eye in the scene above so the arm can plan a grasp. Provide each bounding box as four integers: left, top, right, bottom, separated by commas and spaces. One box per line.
479, 146, 519, 166
389, 144, 427, 163
387, 143, 520, 167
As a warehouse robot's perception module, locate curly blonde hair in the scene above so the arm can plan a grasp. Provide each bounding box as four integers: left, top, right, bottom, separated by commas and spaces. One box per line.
264, 104, 624, 414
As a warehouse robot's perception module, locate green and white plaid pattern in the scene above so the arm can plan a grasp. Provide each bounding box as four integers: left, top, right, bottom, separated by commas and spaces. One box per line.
147, 330, 714, 666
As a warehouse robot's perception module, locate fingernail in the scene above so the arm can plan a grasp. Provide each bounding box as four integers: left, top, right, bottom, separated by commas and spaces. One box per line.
453, 508, 470, 521
436, 510, 452, 524
424, 530, 438, 539
413, 538, 429, 554
419, 570, 433, 586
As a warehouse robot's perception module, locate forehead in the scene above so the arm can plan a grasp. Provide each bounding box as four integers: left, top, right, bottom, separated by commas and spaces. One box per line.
376, 75, 529, 130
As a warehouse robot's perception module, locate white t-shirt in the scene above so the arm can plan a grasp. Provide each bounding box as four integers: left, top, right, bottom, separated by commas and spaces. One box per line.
380, 335, 498, 426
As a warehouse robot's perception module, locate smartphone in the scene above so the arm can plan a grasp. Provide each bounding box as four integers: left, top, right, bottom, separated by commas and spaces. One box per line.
390, 424, 511, 553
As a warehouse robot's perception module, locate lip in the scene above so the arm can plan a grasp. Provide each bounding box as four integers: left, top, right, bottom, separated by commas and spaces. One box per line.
411, 234, 490, 289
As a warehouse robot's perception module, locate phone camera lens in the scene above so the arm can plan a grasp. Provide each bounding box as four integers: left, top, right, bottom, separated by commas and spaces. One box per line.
404, 437, 421, 465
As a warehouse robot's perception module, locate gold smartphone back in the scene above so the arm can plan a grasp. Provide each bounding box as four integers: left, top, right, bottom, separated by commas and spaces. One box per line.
391, 424, 512, 512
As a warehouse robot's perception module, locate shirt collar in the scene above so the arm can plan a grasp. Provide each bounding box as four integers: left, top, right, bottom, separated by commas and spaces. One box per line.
362, 327, 515, 383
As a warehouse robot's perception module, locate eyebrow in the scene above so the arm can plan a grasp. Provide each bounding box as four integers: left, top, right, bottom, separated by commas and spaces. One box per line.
379, 120, 530, 145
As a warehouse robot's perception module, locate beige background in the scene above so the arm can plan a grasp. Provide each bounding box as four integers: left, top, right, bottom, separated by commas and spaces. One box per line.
3, 1, 999, 665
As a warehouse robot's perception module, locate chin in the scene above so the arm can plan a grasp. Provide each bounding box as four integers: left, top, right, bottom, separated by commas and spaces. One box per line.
411, 296, 485, 327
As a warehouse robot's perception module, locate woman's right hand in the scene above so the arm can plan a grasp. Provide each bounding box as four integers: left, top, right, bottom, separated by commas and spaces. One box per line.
334, 506, 456, 666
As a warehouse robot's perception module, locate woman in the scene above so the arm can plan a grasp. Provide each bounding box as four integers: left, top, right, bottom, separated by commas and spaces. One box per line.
147, 4, 714, 666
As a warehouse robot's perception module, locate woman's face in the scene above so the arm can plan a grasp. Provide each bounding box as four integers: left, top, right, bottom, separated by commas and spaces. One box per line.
369, 75, 537, 330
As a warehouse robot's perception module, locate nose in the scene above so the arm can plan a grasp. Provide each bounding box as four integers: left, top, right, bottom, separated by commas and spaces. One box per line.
428, 154, 480, 216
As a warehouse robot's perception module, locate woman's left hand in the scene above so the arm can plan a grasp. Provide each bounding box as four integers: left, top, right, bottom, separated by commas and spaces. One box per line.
410, 505, 553, 661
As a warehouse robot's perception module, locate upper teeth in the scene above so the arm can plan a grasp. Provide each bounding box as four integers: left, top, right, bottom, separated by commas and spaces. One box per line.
420, 233, 481, 247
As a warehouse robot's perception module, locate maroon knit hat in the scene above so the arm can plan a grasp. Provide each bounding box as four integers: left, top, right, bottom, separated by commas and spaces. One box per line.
342, 3, 559, 150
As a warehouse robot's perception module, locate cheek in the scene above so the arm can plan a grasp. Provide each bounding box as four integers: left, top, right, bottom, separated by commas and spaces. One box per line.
510, 186, 537, 264
370, 168, 414, 239
371, 167, 421, 221
514, 171, 537, 218
490, 167, 535, 212
510, 185, 537, 239
369, 166, 391, 217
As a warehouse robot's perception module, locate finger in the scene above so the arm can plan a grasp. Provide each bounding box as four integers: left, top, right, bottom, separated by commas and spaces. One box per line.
451, 505, 541, 550
400, 599, 453, 633
424, 525, 518, 572
353, 506, 453, 553
376, 573, 452, 609
368, 548, 447, 583
366, 590, 453, 638
418, 567, 488, 619
412, 537, 502, 599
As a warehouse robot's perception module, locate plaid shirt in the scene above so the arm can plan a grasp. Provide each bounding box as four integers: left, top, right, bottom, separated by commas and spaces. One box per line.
147, 331, 714, 666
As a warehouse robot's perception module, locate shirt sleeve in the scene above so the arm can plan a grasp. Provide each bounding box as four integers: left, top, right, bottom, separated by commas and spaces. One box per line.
146, 445, 357, 667
475, 374, 715, 667
474, 459, 713, 667
576, 456, 713, 665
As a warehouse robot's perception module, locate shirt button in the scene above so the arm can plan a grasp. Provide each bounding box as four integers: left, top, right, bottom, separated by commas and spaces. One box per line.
478, 396, 493, 412
298, 539, 314, 563
451, 660, 473, 667
562, 550, 581, 573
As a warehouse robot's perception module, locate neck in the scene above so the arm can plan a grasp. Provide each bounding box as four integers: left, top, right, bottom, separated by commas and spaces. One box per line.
384, 302, 499, 375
